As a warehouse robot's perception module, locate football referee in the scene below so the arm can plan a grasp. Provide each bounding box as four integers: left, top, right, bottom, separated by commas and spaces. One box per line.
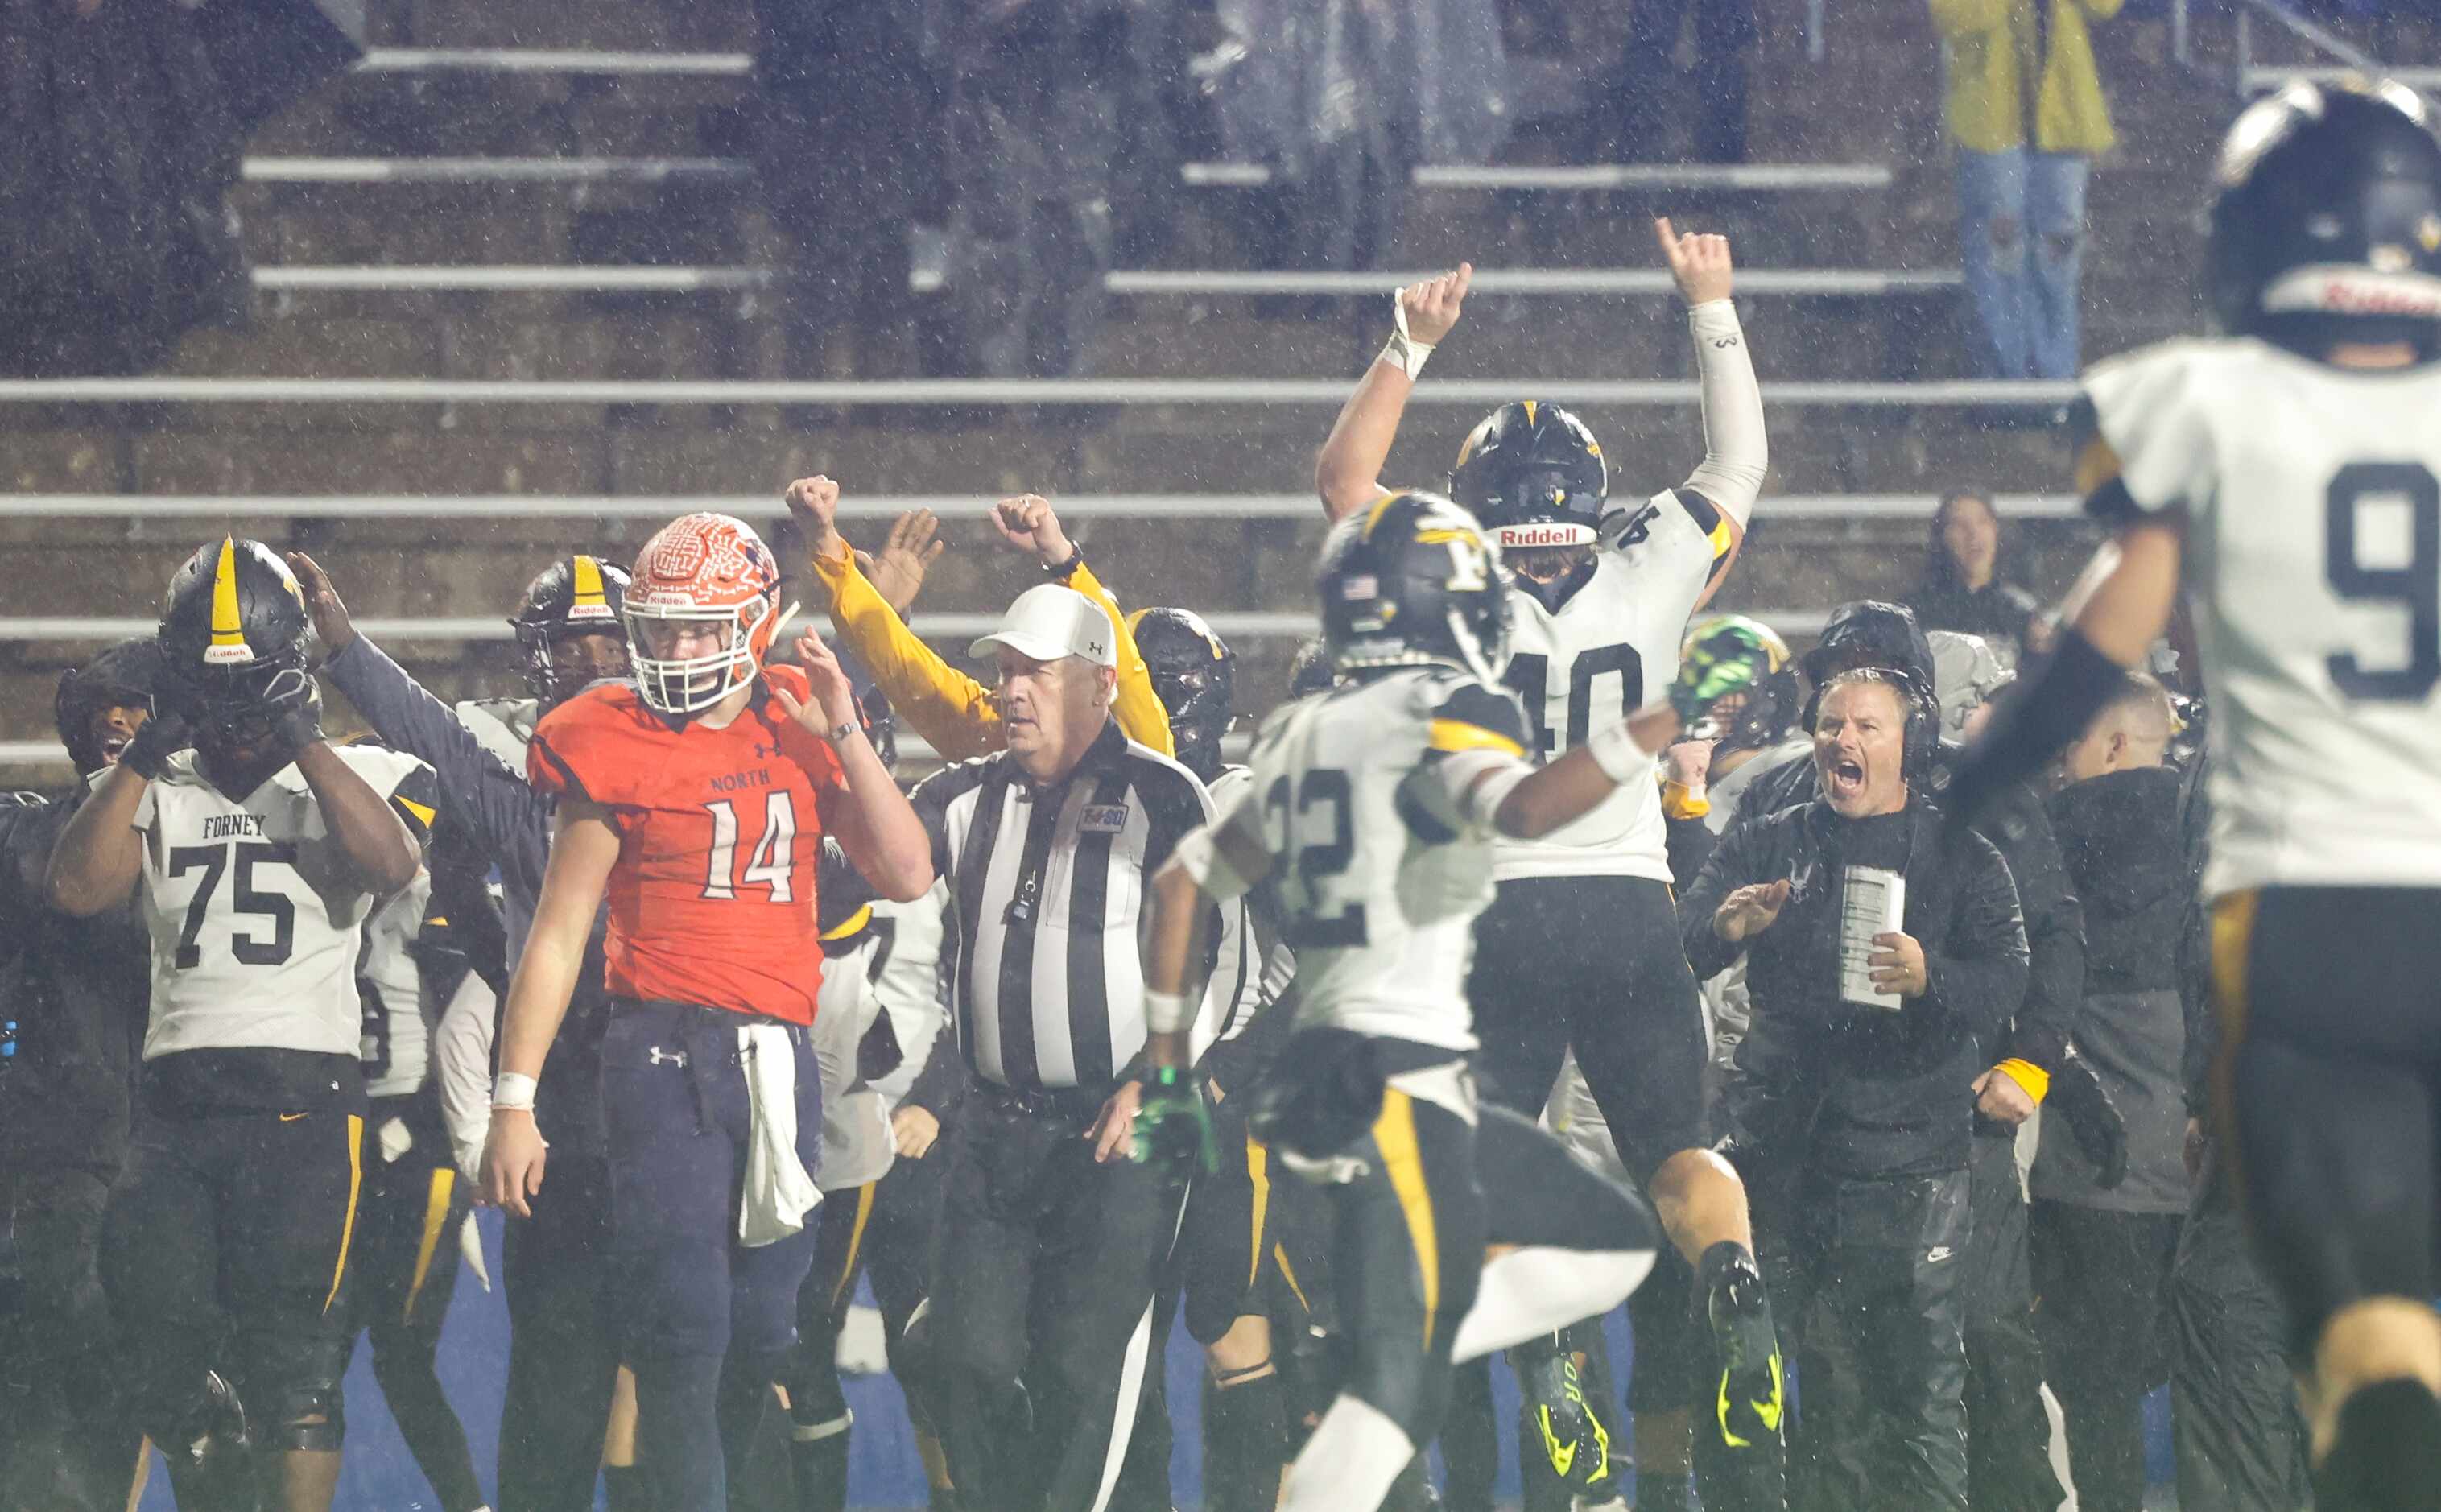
907, 582, 1231, 1512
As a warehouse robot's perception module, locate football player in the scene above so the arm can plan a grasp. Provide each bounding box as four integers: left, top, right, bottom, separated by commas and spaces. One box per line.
481, 509, 935, 1512
345, 814, 492, 1512
1950, 81, 2441, 1511
46, 538, 436, 1512
1313, 221, 1783, 1499
299, 548, 642, 1512
1134, 491, 1769, 1511
0, 638, 161, 1512
1129, 606, 1320, 1512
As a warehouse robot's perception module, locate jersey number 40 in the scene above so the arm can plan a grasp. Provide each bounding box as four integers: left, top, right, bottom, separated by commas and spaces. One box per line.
1504, 647, 1643, 756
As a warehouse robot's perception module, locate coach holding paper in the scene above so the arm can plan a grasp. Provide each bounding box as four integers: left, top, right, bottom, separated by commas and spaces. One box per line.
905, 580, 1233, 1512
1679, 667, 2030, 1511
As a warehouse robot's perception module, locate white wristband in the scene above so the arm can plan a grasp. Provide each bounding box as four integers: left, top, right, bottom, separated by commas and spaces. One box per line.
1585, 718, 1658, 787
1379, 298, 1435, 379
1146, 988, 1193, 1036
492, 1072, 539, 1113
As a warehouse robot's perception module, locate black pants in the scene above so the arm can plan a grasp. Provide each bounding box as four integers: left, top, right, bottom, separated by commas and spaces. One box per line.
1468, 876, 1708, 1184
0, 1165, 141, 1511
101, 1105, 361, 1456
1749, 1167, 1972, 1512
348, 1099, 483, 1512
2216, 886, 2441, 1352
1959, 1128, 2062, 1512
498, 1151, 623, 1512
1615, 0, 1757, 163
930, 1086, 1183, 1512
2030, 1198, 2181, 1512
2168, 1148, 2312, 1512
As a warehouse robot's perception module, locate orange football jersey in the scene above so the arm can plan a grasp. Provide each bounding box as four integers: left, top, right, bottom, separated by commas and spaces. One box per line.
529, 665, 848, 1025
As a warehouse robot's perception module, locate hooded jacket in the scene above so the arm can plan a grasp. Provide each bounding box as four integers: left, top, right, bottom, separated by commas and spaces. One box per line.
1687, 799, 2029, 1180
1732, 601, 2086, 1083
2034, 765, 2205, 1212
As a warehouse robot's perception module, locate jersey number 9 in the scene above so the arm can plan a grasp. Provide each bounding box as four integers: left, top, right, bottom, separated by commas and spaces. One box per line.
2326, 462, 2441, 702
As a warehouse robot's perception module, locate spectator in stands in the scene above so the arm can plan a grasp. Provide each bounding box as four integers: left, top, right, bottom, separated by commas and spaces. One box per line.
1212, 0, 1506, 314
754, 0, 944, 378
940, 0, 1164, 378
2030, 671, 2196, 1512
0, 0, 359, 376
1931, 0, 2119, 381
1612, 0, 1758, 163
1906, 490, 2048, 667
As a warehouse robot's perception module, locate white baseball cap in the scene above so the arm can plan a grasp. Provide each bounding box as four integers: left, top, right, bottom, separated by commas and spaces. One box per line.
969, 584, 1118, 668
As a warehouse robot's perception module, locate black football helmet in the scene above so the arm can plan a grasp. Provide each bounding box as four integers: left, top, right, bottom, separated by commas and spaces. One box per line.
1318, 491, 1511, 684
1446, 400, 1610, 550
1129, 607, 1237, 783
2208, 79, 2441, 353
54, 636, 167, 775
1682, 615, 1796, 753
157, 537, 316, 751
510, 554, 633, 710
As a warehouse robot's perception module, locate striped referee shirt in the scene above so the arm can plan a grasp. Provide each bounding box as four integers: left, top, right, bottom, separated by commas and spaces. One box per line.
910, 717, 1255, 1093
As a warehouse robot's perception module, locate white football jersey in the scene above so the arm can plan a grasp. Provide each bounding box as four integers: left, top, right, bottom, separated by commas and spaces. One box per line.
1224, 667, 1532, 1051
130, 745, 436, 1060
357, 866, 436, 1098
2081, 337, 2441, 897
1495, 490, 1725, 882
454, 696, 538, 770
863, 881, 949, 1111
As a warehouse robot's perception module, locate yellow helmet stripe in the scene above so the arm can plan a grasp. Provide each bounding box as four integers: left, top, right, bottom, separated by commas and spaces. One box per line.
1522, 399, 1537, 427
1126, 607, 1149, 635
571, 554, 609, 609
208, 536, 250, 656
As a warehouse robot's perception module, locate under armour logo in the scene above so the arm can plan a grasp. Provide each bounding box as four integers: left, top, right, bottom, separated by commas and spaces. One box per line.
753, 742, 779, 760
648, 1047, 689, 1068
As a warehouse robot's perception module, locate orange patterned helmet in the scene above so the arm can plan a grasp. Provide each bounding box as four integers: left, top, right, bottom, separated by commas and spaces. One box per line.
625, 512, 790, 717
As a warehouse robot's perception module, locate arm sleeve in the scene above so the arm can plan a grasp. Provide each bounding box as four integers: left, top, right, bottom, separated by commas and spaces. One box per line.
1666, 808, 1719, 891
324, 634, 553, 878
1918, 835, 2032, 1047
1679, 818, 1766, 981
813, 547, 1004, 761
902, 1019, 967, 1119
2074, 346, 2209, 526
1681, 300, 1767, 531
432, 967, 498, 1182
1979, 790, 2085, 1072
1068, 560, 1175, 758
1397, 679, 1534, 840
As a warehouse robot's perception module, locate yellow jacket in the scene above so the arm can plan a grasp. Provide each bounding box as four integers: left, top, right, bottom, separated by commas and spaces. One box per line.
1931, 0, 2119, 156
811, 547, 1175, 762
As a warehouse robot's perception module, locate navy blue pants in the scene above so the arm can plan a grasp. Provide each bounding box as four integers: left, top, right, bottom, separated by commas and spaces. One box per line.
603, 1000, 823, 1512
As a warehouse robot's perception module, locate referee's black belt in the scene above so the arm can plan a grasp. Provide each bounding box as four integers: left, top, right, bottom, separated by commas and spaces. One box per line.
970, 1078, 1112, 1126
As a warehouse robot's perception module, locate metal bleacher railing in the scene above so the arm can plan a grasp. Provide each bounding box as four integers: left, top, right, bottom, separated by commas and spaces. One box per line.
250, 266, 1964, 300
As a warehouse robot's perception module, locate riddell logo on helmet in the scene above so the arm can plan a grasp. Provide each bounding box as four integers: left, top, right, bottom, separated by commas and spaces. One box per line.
1494, 525, 1595, 548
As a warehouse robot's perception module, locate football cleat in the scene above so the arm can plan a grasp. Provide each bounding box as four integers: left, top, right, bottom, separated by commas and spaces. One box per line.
1516, 1336, 1612, 1489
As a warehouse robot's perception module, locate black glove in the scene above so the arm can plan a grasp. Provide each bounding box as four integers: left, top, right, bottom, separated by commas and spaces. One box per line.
2047, 1048, 2129, 1190
258, 668, 324, 755
1701, 1241, 1785, 1452
119, 710, 192, 780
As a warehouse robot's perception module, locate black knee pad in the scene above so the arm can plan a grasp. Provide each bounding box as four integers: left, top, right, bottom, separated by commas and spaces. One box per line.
241, 1336, 349, 1453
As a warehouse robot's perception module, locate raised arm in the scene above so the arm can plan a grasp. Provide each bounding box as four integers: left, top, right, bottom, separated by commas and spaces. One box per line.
783, 631, 936, 903
1315, 265, 1474, 520
1652, 218, 1767, 609
985, 496, 1175, 756
43, 760, 150, 915
791, 477, 1006, 760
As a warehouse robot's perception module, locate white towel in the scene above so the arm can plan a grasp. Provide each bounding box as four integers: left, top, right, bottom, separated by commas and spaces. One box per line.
739, 1024, 822, 1246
